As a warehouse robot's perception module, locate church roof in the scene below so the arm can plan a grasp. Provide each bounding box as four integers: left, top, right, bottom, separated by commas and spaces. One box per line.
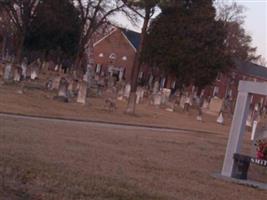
234, 59, 267, 80
120, 28, 141, 50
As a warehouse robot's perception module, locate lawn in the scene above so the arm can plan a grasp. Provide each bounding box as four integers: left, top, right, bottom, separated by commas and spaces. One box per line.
1, 115, 266, 200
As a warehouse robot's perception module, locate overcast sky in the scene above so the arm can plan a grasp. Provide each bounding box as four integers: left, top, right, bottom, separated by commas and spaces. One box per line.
112, 0, 267, 60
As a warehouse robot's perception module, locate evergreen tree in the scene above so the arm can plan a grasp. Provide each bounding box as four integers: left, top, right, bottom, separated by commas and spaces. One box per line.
142, 0, 230, 90
0, 0, 41, 62
24, 0, 81, 60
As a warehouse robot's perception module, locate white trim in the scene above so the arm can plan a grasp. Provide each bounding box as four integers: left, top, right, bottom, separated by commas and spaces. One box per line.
93, 28, 118, 47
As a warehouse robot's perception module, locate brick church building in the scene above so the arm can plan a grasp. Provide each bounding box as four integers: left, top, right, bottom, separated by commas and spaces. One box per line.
93, 27, 267, 106
93, 27, 140, 82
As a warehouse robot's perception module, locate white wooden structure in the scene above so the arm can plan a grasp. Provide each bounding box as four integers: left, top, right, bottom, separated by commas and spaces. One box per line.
222, 81, 267, 177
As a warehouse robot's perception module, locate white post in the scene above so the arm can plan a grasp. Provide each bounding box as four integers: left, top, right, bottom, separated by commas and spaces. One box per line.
251, 120, 257, 141
221, 91, 250, 177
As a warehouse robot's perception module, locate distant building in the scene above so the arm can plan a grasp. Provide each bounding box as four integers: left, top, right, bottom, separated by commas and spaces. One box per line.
93, 27, 267, 106
205, 59, 267, 106
93, 27, 140, 82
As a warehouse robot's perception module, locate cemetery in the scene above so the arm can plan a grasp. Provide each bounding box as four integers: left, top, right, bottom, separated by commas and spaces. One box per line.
1, 57, 267, 198
0, 0, 267, 199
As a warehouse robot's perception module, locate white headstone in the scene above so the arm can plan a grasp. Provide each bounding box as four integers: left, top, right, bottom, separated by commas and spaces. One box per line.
77, 81, 87, 104
153, 93, 161, 106
21, 63, 27, 79
124, 83, 131, 99
136, 90, 141, 104
197, 115, 202, 121
67, 81, 74, 97
51, 76, 61, 90
161, 88, 171, 104
4, 63, 12, 81
179, 95, 186, 109
217, 112, 224, 124
58, 78, 69, 98
13, 67, 21, 82
251, 120, 258, 141
153, 81, 159, 94
30, 69, 38, 80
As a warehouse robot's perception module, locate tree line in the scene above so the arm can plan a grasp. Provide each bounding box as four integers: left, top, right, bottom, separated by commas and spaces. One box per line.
0, 0, 261, 114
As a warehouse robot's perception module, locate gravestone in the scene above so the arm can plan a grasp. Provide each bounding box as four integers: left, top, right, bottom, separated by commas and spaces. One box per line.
216, 112, 224, 124
179, 95, 186, 109
124, 83, 131, 99
136, 87, 144, 104
72, 80, 80, 96
46, 79, 53, 90
3, 63, 12, 81
21, 59, 27, 79
208, 97, 223, 115
107, 76, 115, 88
153, 93, 161, 106
116, 80, 126, 101
58, 78, 69, 98
153, 81, 159, 94
161, 88, 171, 105
13, 66, 22, 82
104, 87, 117, 111
148, 75, 153, 90
51, 76, 61, 90
77, 81, 87, 104
253, 125, 267, 143
202, 100, 209, 109
67, 80, 74, 97
30, 68, 38, 80
53, 78, 69, 103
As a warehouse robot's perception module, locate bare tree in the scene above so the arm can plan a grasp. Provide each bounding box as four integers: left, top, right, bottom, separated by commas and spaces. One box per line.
215, 0, 246, 25
0, 7, 11, 58
72, 0, 126, 72
0, 0, 40, 62
123, 0, 161, 114
256, 56, 267, 67
216, 0, 260, 62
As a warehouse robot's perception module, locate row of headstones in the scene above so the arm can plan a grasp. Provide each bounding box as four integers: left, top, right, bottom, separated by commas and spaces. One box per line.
116, 82, 171, 106
1, 61, 41, 82
1, 58, 71, 83
47, 76, 88, 104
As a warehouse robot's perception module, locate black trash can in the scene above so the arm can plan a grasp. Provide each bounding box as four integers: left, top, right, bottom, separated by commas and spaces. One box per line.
231, 153, 251, 180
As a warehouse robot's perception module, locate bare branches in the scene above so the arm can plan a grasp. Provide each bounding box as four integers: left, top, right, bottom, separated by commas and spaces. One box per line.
215, 0, 259, 62
215, 0, 246, 25
73, 0, 127, 63
0, 0, 40, 33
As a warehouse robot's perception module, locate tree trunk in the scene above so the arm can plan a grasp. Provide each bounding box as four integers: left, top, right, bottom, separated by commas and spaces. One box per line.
15, 34, 25, 64
74, 49, 84, 79
125, 8, 151, 115
2, 31, 7, 60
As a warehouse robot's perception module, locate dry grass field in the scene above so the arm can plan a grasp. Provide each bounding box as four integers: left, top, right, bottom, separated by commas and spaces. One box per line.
0, 81, 267, 199
1, 115, 267, 200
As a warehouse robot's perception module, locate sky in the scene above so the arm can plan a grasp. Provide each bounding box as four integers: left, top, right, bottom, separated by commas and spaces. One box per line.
238, 0, 267, 60
113, 0, 267, 60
